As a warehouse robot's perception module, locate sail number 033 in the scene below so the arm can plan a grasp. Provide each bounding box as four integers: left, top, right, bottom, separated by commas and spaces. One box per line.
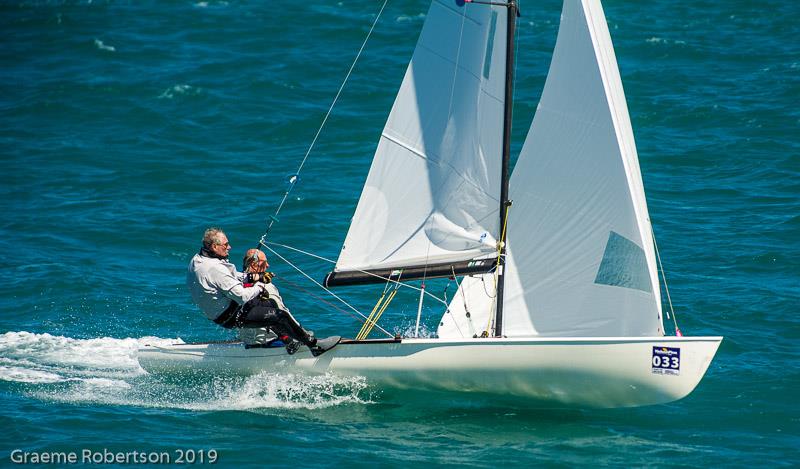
651, 346, 681, 375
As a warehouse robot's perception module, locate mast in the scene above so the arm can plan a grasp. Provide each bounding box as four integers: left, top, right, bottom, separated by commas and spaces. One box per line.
494, 0, 519, 337
495, 0, 517, 337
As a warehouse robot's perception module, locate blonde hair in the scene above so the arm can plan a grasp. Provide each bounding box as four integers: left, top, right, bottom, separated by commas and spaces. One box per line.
243, 249, 267, 273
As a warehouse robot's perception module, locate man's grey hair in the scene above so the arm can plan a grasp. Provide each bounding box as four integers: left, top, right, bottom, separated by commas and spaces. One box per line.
202, 227, 226, 249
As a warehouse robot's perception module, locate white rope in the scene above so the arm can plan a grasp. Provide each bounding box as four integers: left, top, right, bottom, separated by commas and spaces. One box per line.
449, 268, 469, 338
266, 241, 337, 264
260, 0, 390, 242
261, 243, 394, 338
445, 3, 468, 122
264, 241, 450, 308
652, 226, 680, 335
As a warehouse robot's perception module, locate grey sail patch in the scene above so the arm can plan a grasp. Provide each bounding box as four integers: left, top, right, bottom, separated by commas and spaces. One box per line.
595, 231, 652, 293
483, 11, 497, 80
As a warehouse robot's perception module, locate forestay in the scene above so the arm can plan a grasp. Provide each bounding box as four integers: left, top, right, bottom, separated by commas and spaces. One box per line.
334, 0, 507, 273
439, 0, 664, 338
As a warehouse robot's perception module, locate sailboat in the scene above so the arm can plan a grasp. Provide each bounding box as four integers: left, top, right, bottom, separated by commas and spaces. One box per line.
139, 0, 722, 408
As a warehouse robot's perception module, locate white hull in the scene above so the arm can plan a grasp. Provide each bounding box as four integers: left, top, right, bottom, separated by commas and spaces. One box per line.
139, 336, 721, 408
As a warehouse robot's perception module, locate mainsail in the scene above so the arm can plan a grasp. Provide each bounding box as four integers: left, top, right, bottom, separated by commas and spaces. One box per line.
439, 0, 664, 338
332, 0, 508, 277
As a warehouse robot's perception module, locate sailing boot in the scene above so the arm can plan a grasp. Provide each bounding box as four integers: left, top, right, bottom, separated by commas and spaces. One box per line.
285, 339, 301, 355
310, 336, 342, 357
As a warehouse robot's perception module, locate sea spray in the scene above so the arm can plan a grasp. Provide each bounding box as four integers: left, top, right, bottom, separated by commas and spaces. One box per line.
34, 370, 374, 411
0, 331, 178, 379
0, 331, 373, 410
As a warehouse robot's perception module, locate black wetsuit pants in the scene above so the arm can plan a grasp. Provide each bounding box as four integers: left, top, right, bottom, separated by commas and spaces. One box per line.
216, 298, 316, 347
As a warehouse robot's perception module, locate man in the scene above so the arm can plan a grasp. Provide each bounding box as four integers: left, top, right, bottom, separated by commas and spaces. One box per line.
187, 227, 337, 356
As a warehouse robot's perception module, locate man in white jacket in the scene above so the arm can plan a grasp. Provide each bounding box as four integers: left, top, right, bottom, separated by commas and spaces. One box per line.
187, 227, 333, 355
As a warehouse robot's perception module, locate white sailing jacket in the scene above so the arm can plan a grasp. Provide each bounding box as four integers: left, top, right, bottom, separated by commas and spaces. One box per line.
187, 252, 261, 320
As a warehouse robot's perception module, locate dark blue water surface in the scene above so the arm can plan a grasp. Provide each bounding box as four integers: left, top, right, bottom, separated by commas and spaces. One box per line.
1, 0, 798, 466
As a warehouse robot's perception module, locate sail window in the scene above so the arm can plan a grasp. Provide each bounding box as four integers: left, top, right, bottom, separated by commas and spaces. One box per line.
594, 231, 652, 293
482, 11, 498, 80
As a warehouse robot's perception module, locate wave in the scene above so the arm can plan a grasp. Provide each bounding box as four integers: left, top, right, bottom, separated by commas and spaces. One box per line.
0, 331, 372, 410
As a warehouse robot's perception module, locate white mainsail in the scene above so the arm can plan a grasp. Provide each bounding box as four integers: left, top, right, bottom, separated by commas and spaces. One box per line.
334, 0, 507, 272
439, 0, 664, 338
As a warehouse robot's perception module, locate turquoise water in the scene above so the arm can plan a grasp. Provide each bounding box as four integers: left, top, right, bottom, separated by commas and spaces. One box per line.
2, 0, 798, 466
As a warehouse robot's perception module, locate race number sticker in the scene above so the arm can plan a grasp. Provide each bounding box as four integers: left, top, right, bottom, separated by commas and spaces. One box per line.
652, 346, 680, 375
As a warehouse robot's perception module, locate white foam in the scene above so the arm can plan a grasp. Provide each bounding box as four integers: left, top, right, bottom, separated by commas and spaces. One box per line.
0, 366, 64, 384
93, 39, 116, 52
394, 322, 436, 339
158, 84, 198, 99
192, 371, 372, 410
6, 331, 371, 410
193, 0, 228, 7
34, 371, 372, 411
0, 331, 181, 380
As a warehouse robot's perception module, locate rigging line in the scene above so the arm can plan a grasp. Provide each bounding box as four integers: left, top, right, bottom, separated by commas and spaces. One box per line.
357, 273, 401, 340
258, 0, 390, 242
455, 270, 469, 314
265, 241, 336, 264
414, 216, 434, 338
279, 277, 366, 325
263, 241, 450, 308
261, 243, 394, 338
366, 289, 398, 339
651, 226, 680, 335
413, 1, 461, 332
447, 266, 467, 338
445, 0, 468, 123
487, 202, 511, 334
357, 291, 387, 340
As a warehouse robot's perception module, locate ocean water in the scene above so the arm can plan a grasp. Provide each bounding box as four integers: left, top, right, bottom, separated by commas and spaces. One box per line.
1, 0, 798, 466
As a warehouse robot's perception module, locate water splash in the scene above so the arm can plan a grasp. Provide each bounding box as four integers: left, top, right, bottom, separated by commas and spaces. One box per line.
1, 332, 373, 411
394, 322, 436, 339
0, 366, 63, 384
33, 370, 372, 411
0, 331, 173, 382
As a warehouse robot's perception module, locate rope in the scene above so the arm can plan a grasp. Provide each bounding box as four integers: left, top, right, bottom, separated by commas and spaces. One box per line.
258, 0, 390, 245
356, 290, 388, 340
652, 227, 681, 336
279, 277, 366, 326
263, 240, 462, 338
451, 266, 469, 338
357, 287, 398, 340
264, 241, 450, 308
261, 243, 394, 338
356, 279, 394, 339
446, 2, 468, 124
486, 203, 511, 335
